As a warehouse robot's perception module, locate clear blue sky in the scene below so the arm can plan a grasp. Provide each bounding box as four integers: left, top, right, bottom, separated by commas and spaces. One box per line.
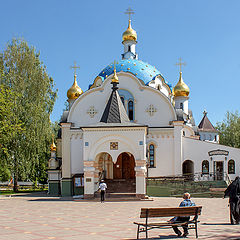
1, 0, 240, 126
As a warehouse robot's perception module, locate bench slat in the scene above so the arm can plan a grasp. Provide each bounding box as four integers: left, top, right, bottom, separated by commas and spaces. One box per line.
140, 206, 202, 218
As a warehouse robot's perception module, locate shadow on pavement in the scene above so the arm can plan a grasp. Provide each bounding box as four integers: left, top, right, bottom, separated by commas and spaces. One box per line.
202, 222, 232, 226
123, 235, 181, 240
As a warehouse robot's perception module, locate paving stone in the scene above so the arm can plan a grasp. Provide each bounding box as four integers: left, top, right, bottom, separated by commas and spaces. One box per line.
0, 196, 239, 240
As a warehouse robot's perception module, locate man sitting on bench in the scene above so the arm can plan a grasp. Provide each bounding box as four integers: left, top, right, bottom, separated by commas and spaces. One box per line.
168, 192, 196, 237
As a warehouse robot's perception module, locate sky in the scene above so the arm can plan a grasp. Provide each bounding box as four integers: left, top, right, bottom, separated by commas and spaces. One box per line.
0, 0, 240, 126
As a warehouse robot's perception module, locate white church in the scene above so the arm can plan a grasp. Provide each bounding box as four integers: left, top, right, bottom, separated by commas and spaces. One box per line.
48, 12, 240, 198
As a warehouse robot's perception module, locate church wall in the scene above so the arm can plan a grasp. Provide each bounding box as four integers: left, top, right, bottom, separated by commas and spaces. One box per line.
182, 126, 194, 138
147, 129, 175, 177
83, 128, 146, 163
68, 73, 176, 128
183, 137, 240, 180
68, 84, 112, 127
70, 136, 84, 175
199, 131, 218, 142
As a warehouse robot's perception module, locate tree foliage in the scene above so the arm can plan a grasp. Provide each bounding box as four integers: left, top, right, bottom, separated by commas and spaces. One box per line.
0, 85, 24, 181
216, 111, 240, 148
0, 39, 57, 190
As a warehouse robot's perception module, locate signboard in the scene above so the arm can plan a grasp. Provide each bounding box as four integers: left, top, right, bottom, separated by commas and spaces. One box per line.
208, 149, 229, 156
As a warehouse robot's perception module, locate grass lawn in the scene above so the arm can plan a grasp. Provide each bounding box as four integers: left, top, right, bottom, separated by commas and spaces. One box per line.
0, 186, 48, 195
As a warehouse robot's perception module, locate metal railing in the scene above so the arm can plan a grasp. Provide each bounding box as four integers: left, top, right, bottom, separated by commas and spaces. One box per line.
147, 172, 231, 183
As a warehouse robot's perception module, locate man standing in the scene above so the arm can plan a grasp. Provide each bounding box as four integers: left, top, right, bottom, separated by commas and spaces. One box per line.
224, 176, 240, 224
99, 180, 107, 203
169, 192, 196, 237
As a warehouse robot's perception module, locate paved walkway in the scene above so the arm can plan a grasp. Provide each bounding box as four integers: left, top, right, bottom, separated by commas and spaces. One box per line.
0, 193, 239, 240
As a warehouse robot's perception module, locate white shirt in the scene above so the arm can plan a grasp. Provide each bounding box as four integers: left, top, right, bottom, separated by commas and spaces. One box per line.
99, 182, 107, 191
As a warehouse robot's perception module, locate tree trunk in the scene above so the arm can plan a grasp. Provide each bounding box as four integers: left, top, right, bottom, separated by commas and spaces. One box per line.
13, 159, 18, 192
13, 174, 18, 192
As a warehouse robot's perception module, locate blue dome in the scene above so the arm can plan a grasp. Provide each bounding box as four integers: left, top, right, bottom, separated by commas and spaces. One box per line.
97, 59, 172, 89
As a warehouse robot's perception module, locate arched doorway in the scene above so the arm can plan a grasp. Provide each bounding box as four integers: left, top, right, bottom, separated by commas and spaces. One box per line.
182, 160, 194, 179
95, 152, 113, 179
113, 152, 135, 179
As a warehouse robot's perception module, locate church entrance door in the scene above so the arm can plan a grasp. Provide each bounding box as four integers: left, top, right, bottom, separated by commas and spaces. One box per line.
214, 161, 224, 180
113, 152, 135, 179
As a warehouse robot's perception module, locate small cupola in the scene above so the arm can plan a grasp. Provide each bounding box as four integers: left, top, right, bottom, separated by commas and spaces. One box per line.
173, 72, 190, 97
67, 74, 83, 100
122, 19, 137, 42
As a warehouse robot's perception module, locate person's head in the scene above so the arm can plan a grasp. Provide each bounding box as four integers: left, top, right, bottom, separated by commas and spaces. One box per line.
183, 192, 191, 200
235, 176, 239, 181
101, 180, 104, 183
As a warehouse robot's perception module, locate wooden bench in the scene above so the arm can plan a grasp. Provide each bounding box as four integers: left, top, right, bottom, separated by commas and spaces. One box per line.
133, 206, 202, 239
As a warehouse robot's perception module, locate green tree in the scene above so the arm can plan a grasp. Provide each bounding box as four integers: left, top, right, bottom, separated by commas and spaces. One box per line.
0, 85, 24, 181
216, 111, 240, 148
0, 38, 57, 191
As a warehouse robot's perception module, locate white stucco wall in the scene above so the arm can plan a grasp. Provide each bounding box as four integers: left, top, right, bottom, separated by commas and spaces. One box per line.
68, 72, 176, 128
147, 128, 175, 177
183, 137, 240, 180
82, 127, 146, 163
70, 134, 84, 175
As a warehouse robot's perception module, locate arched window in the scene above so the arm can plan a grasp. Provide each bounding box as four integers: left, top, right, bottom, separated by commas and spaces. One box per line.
202, 160, 209, 174
149, 144, 155, 168
180, 103, 183, 110
128, 100, 134, 121
228, 160, 235, 174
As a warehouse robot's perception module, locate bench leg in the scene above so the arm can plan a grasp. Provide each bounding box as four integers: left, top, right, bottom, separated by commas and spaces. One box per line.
195, 223, 198, 238
137, 225, 140, 239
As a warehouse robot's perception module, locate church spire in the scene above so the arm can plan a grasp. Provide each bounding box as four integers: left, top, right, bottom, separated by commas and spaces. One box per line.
100, 64, 130, 123
122, 7, 138, 60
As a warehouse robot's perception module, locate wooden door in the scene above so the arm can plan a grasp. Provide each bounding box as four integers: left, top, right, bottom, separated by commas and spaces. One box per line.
122, 153, 135, 179
113, 155, 122, 179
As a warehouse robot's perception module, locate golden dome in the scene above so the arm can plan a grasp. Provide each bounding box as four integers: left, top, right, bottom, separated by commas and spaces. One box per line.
173, 72, 190, 97
122, 20, 137, 42
67, 75, 83, 100
50, 137, 56, 152
111, 68, 119, 83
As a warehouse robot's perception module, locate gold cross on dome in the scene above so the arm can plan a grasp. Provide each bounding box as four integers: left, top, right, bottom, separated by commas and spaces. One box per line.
70, 61, 80, 75
113, 60, 117, 70
175, 57, 186, 73
125, 7, 135, 20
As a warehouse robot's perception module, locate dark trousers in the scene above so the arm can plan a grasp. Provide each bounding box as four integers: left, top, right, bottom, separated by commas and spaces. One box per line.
100, 190, 105, 202
172, 217, 190, 235
230, 200, 240, 224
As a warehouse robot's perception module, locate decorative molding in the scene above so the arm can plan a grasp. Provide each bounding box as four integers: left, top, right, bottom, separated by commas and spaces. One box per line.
146, 104, 157, 116
87, 106, 98, 118
70, 133, 83, 140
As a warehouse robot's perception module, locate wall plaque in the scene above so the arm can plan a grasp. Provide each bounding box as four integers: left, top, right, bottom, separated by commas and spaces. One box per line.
110, 142, 118, 150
